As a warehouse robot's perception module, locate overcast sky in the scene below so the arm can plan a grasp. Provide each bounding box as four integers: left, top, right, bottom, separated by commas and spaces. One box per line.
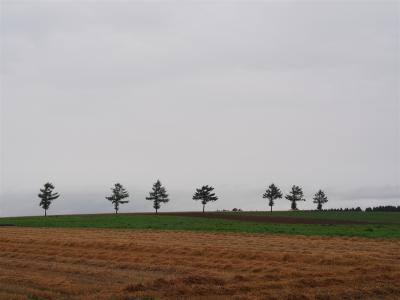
0, 1, 399, 216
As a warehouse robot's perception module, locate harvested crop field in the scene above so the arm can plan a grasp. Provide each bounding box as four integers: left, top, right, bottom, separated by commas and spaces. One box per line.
0, 227, 399, 300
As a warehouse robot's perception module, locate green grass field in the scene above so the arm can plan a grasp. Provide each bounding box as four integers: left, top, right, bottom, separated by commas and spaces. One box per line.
231, 210, 400, 224
0, 211, 399, 238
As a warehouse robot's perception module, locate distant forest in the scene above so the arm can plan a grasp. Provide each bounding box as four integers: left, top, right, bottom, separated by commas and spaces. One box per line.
321, 206, 400, 212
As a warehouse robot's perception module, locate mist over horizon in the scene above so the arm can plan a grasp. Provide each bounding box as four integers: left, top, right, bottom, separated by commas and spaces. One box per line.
1, 1, 399, 217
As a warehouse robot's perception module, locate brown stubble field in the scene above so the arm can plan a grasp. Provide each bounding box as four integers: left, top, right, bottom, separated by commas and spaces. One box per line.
0, 227, 399, 300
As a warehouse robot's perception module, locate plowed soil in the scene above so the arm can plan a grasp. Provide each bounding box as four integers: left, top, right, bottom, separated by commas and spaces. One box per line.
162, 212, 367, 224
0, 227, 399, 300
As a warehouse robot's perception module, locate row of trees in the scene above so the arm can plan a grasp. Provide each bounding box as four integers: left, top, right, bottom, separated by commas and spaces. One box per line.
104, 181, 219, 214
105, 180, 171, 214
262, 184, 328, 211
38, 181, 327, 216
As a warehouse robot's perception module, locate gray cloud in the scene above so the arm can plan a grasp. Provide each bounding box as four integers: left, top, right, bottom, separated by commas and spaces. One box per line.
1, 1, 399, 216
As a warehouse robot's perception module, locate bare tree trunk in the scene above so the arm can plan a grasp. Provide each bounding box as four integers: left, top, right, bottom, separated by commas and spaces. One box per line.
203, 204, 205, 213
270, 206, 272, 212
291, 201, 297, 210
45, 210, 47, 217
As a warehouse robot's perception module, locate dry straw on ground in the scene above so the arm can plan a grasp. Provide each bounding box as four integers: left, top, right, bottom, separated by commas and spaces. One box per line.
0, 227, 399, 299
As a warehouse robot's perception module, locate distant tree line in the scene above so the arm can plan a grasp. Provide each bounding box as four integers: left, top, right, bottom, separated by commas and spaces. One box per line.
318, 207, 363, 212
318, 206, 400, 212
317, 206, 400, 212
365, 206, 400, 212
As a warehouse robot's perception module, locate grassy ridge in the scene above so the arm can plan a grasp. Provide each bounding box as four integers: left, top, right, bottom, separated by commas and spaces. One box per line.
0, 213, 399, 238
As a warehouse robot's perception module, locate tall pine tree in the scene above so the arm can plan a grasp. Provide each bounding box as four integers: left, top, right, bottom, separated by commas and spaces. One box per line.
285, 185, 305, 210
193, 185, 218, 213
262, 183, 282, 212
106, 183, 129, 214
313, 190, 328, 210
38, 182, 59, 216
146, 180, 169, 214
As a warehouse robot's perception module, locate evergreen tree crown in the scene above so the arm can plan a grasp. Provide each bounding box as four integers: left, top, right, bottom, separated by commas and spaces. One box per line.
263, 183, 283, 200
146, 180, 169, 211
313, 190, 328, 209
285, 185, 305, 202
38, 182, 60, 211
105, 183, 129, 213
193, 185, 218, 205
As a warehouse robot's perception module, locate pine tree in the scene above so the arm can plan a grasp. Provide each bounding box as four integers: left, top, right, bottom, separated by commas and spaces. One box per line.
262, 183, 282, 212
106, 183, 129, 214
38, 182, 60, 216
146, 180, 169, 214
313, 189, 328, 210
285, 185, 305, 210
193, 185, 218, 213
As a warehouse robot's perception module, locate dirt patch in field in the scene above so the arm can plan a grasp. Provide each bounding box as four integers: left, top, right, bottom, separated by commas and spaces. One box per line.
162, 211, 368, 224
0, 227, 399, 300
